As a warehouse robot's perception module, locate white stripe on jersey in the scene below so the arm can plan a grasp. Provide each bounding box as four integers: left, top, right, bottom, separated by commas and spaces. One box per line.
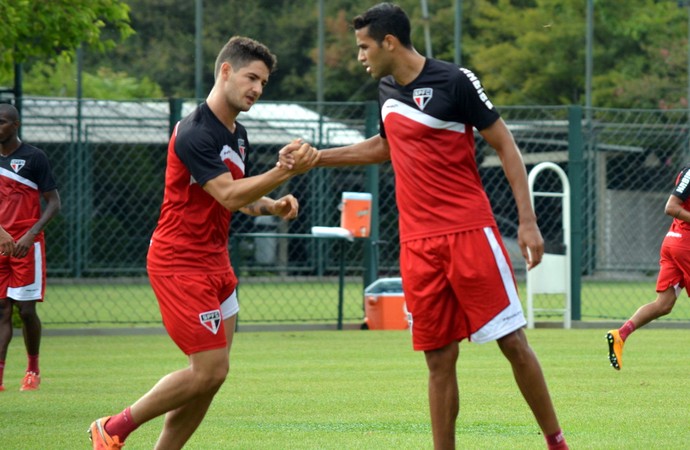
0, 167, 39, 190
470, 227, 527, 344
381, 99, 466, 134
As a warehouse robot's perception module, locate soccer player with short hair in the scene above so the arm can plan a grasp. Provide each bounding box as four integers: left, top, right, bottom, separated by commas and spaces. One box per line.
89, 36, 319, 449
280, 3, 568, 449
0, 102, 61, 393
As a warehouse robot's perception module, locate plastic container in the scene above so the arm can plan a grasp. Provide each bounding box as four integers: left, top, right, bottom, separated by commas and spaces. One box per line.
340, 192, 372, 238
363, 277, 408, 330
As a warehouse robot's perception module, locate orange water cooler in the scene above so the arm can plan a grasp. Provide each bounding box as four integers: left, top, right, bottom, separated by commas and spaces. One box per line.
340, 192, 372, 238
363, 277, 408, 330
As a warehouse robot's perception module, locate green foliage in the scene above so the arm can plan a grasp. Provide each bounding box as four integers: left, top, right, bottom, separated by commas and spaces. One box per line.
0, 0, 133, 76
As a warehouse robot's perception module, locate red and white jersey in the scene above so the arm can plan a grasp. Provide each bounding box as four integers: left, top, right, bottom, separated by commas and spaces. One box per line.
379, 59, 500, 242
0, 143, 58, 238
147, 102, 249, 275
664, 166, 690, 249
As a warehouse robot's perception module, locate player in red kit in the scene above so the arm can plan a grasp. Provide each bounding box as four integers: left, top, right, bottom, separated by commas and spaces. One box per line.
0, 103, 61, 392
89, 36, 319, 450
607, 166, 690, 370
280, 4, 568, 449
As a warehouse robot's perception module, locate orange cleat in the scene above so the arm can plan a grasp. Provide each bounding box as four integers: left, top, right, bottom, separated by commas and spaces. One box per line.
606, 329, 624, 370
20, 371, 40, 391
88, 417, 124, 449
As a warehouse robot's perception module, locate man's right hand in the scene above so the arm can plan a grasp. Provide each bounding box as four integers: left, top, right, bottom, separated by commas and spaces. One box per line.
284, 142, 320, 174
0, 227, 15, 257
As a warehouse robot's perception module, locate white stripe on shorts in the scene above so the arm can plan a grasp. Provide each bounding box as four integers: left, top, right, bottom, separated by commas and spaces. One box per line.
7, 242, 43, 301
220, 289, 239, 319
470, 227, 527, 343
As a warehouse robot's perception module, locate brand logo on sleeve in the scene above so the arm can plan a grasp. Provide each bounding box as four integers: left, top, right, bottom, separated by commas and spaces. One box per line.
413, 88, 433, 111
199, 310, 222, 334
460, 68, 494, 110
10, 159, 25, 173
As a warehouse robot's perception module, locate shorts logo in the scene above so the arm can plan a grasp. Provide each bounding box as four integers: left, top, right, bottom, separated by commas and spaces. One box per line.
199, 310, 222, 334
10, 159, 25, 173
413, 88, 433, 110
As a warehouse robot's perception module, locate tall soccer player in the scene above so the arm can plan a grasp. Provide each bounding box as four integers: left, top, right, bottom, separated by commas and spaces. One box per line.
0, 102, 61, 392
280, 3, 568, 449
89, 36, 319, 449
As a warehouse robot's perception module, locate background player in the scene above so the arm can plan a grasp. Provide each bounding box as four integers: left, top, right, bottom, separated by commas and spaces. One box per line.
89, 36, 319, 449
0, 102, 61, 392
607, 165, 690, 370
280, 3, 569, 449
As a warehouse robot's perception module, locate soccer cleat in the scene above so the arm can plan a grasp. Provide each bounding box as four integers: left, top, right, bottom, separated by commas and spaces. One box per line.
606, 329, 624, 370
89, 417, 124, 449
0, 385, 5, 392
20, 371, 40, 391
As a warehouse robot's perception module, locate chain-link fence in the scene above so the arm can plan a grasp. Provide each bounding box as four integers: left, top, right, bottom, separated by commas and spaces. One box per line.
15, 98, 690, 328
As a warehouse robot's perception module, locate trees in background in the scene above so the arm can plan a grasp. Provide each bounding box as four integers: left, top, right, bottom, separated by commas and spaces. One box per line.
2, 0, 688, 108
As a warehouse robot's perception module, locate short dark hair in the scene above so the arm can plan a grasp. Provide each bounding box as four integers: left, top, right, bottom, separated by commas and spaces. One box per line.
0, 103, 19, 122
353, 3, 412, 48
214, 36, 277, 79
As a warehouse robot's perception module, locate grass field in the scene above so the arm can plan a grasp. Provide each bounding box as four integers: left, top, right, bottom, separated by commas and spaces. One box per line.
37, 279, 690, 329
0, 328, 688, 449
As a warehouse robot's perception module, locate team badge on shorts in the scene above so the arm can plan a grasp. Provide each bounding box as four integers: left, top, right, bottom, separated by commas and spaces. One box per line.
199, 310, 222, 334
413, 88, 433, 111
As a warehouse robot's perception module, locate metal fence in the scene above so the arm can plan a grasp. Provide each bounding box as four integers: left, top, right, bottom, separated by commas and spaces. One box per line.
15, 98, 690, 328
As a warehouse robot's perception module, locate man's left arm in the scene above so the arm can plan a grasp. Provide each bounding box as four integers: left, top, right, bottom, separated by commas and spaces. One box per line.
479, 118, 544, 270
14, 189, 62, 258
240, 195, 299, 221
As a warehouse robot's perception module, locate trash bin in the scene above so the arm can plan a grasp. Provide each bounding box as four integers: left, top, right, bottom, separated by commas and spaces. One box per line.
253, 216, 278, 264
363, 277, 408, 330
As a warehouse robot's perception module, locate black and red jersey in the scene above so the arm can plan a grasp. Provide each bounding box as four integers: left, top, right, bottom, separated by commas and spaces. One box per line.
147, 102, 249, 275
665, 166, 690, 248
378, 58, 500, 242
0, 143, 58, 238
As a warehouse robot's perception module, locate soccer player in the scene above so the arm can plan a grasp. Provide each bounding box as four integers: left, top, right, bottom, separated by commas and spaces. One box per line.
607, 166, 690, 370
280, 3, 568, 449
88, 36, 320, 449
0, 102, 61, 392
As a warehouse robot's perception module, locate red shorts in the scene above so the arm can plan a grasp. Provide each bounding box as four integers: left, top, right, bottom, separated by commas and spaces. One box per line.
0, 238, 46, 301
149, 271, 238, 355
400, 227, 526, 351
656, 241, 690, 296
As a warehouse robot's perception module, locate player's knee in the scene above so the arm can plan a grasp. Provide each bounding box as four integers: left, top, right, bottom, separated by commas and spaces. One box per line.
194, 364, 229, 393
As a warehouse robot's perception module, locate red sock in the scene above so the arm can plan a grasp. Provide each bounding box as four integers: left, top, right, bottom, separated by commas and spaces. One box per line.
27, 354, 39, 374
619, 320, 636, 341
0, 360, 5, 385
104, 407, 138, 442
545, 429, 568, 450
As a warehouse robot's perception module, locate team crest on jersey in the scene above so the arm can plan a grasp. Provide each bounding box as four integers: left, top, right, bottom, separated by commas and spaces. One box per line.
238, 139, 246, 160
413, 88, 433, 110
199, 310, 222, 334
10, 159, 25, 173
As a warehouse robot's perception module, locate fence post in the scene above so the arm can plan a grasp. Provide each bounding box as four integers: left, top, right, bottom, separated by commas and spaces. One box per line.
363, 101, 380, 288
567, 106, 584, 321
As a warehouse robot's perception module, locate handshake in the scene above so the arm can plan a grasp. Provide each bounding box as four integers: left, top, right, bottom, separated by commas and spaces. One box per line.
276, 139, 320, 174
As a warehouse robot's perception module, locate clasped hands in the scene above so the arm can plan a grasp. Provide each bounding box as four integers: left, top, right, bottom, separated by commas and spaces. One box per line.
276, 139, 319, 173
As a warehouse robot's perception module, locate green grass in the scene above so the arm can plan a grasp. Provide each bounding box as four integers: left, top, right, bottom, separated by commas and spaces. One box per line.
0, 328, 689, 449
37, 279, 690, 329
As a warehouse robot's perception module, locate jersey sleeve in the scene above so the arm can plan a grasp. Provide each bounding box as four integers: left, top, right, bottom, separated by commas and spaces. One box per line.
455, 68, 500, 131
672, 167, 690, 200
174, 128, 229, 187
34, 149, 58, 193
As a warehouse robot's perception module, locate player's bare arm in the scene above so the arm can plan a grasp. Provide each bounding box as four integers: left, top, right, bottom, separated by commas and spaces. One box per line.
204, 142, 318, 211
665, 194, 686, 221
480, 118, 544, 270
240, 194, 299, 220
13, 189, 61, 259
279, 135, 390, 169
0, 225, 14, 256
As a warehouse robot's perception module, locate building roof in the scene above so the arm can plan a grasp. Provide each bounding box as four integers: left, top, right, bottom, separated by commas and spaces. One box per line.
20, 97, 366, 146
